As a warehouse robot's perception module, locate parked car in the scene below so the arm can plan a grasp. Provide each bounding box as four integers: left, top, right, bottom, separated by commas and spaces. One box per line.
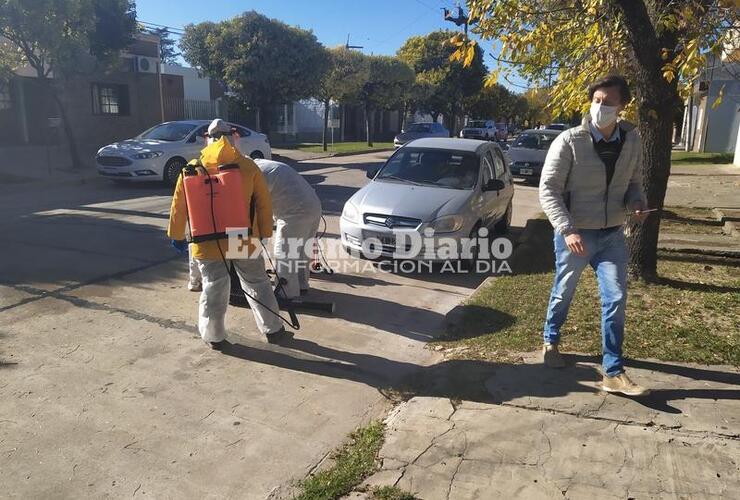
340, 138, 514, 262
507, 129, 561, 183
95, 120, 271, 186
546, 123, 569, 131
394, 122, 449, 148
459, 119, 496, 140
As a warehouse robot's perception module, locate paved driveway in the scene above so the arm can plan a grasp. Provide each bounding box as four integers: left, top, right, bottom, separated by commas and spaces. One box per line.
0, 151, 540, 498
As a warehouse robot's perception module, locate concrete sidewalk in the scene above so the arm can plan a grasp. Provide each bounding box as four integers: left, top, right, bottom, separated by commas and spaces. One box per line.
664, 163, 739, 209
358, 354, 740, 500
0, 144, 101, 186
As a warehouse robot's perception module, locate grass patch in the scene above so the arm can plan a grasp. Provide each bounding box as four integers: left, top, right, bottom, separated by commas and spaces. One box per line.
372, 486, 419, 500
671, 151, 733, 164
660, 206, 725, 235
440, 257, 740, 366
276, 142, 394, 154
296, 421, 385, 500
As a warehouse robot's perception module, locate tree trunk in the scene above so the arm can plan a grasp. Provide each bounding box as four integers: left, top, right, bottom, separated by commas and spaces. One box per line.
42, 79, 82, 170
365, 104, 373, 147
613, 0, 680, 282
431, 111, 440, 123
322, 98, 330, 152
259, 104, 272, 137
341, 105, 346, 142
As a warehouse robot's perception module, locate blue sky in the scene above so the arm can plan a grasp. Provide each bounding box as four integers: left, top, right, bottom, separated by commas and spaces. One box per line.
135, 0, 528, 91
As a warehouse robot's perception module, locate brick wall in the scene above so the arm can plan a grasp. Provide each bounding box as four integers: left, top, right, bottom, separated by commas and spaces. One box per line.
17, 68, 164, 150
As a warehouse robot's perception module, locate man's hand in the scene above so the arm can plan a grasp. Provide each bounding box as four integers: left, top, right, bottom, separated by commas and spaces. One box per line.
564, 233, 587, 257
632, 209, 649, 223
630, 202, 650, 223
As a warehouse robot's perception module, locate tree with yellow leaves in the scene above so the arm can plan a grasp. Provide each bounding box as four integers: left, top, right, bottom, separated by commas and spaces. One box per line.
454, 0, 738, 281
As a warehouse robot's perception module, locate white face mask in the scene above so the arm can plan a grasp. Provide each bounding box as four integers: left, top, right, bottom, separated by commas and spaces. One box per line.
590, 102, 619, 129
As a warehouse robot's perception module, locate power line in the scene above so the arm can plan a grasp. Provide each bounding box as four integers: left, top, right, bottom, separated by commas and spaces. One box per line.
139, 20, 186, 35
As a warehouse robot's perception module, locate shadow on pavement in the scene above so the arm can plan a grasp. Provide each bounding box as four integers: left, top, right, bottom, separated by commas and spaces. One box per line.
218, 338, 740, 411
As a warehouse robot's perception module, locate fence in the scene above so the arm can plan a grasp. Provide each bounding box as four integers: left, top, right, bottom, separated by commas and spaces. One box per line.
163, 98, 228, 122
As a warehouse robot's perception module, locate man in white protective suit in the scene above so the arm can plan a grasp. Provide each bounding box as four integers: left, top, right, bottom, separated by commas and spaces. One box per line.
254, 159, 322, 299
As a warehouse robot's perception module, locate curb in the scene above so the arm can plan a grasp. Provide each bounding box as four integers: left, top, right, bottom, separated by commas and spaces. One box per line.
273, 148, 394, 161
331, 147, 395, 157
712, 208, 740, 238
1, 171, 101, 190
443, 216, 551, 327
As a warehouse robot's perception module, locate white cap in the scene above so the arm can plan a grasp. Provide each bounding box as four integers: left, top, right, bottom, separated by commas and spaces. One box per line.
207, 119, 230, 136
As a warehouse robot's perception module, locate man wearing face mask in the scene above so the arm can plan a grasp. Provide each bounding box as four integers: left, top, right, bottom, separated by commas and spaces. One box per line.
539, 75, 650, 396
168, 119, 289, 348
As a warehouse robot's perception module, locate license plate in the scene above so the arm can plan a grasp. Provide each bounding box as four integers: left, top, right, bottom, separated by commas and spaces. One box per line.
364, 231, 395, 247
520, 168, 533, 175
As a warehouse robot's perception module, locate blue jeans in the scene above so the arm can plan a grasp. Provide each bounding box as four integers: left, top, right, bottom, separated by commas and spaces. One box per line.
543, 227, 628, 376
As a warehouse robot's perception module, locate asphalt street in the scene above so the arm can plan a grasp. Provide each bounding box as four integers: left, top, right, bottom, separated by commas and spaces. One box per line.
0, 151, 541, 498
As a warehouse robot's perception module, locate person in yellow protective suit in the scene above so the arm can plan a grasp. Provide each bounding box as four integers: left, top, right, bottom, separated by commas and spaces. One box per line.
167, 119, 289, 348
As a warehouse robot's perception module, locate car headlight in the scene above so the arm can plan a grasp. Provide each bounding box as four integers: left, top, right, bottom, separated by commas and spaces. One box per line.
428, 215, 464, 234
131, 151, 164, 160
342, 202, 360, 224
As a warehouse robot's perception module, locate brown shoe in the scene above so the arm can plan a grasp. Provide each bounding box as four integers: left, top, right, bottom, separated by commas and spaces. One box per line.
602, 372, 650, 396
543, 344, 565, 368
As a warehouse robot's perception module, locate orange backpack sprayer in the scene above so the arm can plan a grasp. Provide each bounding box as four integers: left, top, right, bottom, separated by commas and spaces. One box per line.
183, 163, 250, 243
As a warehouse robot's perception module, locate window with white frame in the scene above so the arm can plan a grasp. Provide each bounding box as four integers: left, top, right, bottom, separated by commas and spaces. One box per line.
91, 83, 130, 115
0, 82, 11, 111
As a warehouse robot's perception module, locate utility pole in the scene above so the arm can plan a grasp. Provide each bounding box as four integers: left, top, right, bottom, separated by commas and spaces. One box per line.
441, 4, 475, 35
345, 34, 363, 50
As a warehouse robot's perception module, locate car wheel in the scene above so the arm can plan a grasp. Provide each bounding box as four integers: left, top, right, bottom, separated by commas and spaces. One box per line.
463, 222, 484, 271
495, 200, 513, 235
250, 150, 264, 159
163, 157, 186, 187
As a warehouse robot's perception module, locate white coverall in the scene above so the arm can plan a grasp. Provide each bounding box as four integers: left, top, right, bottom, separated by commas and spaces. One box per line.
255, 159, 322, 299
197, 258, 282, 342
189, 245, 202, 288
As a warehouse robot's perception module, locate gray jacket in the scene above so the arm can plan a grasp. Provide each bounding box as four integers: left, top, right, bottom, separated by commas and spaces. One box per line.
538, 116, 646, 234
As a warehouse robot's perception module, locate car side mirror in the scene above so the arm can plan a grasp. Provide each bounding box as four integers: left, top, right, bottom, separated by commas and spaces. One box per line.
367, 167, 379, 179
500, 143, 510, 151
482, 179, 506, 192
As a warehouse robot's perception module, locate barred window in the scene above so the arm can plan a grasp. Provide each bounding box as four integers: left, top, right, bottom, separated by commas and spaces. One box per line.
0, 82, 11, 111
91, 83, 129, 115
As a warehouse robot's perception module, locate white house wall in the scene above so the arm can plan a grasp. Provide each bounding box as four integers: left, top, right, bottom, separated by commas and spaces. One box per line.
703, 64, 740, 153
162, 64, 211, 101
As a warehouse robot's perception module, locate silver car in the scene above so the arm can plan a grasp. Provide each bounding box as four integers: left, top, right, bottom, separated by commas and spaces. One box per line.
340, 138, 514, 261
394, 122, 449, 148
507, 129, 561, 183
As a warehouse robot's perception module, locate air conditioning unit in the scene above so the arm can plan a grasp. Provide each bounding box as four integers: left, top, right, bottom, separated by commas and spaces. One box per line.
135, 56, 158, 74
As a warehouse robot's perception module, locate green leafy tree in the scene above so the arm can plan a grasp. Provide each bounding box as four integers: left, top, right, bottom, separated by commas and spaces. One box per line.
148, 26, 179, 64
0, 0, 137, 167
359, 55, 414, 147
398, 30, 486, 134
465, 83, 514, 121
315, 47, 369, 151
458, 0, 739, 280
181, 11, 330, 135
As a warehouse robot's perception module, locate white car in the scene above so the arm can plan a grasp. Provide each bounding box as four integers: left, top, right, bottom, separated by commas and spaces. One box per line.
459, 119, 496, 140
96, 120, 272, 186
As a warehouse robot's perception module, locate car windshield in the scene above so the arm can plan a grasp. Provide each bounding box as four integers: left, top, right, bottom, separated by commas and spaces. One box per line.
512, 133, 557, 150
376, 148, 479, 190
406, 123, 432, 133
138, 123, 198, 142
468, 121, 487, 128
